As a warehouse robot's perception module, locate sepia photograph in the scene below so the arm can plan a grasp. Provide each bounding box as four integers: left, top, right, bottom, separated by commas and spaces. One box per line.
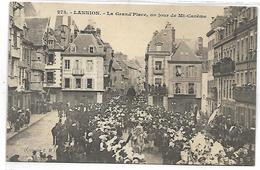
5, 1, 257, 166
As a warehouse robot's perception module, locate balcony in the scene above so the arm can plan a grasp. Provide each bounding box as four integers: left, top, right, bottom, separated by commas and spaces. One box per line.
213, 57, 235, 77
153, 69, 164, 75
147, 84, 167, 96
31, 62, 45, 71
233, 85, 256, 104
72, 69, 84, 76
8, 76, 19, 88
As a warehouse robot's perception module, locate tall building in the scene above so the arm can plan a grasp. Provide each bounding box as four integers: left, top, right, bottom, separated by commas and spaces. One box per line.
167, 41, 203, 113
8, 2, 32, 110
44, 16, 79, 104
61, 25, 105, 105
209, 7, 257, 128
205, 16, 227, 115
25, 17, 50, 114
145, 23, 202, 112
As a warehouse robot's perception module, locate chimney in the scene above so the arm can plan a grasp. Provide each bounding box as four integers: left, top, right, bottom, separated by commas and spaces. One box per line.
197, 37, 203, 56
153, 30, 159, 37
172, 27, 176, 52
224, 7, 232, 17
96, 28, 101, 37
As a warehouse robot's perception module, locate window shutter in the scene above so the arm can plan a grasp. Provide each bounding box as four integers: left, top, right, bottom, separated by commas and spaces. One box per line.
53, 71, 56, 83
194, 66, 197, 77
194, 83, 197, 95
186, 66, 189, 77
186, 83, 188, 94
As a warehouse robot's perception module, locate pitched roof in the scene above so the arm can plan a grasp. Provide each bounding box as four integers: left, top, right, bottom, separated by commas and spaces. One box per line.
147, 24, 175, 52
64, 33, 104, 55
112, 60, 122, 70
121, 60, 139, 70
170, 41, 202, 62
25, 18, 50, 46
23, 2, 37, 17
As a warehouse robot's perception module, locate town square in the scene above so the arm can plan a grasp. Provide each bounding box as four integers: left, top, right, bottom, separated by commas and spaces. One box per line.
6, 2, 257, 166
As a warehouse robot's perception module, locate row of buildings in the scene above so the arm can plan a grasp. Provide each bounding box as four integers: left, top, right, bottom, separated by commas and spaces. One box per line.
145, 23, 204, 113
144, 7, 257, 129
204, 7, 257, 129
8, 2, 143, 111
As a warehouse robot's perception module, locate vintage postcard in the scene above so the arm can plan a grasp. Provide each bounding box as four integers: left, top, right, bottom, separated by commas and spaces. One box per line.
6, 1, 257, 166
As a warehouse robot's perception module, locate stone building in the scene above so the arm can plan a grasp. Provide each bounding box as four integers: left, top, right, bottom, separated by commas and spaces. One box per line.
8, 2, 33, 110
112, 53, 142, 94
25, 17, 50, 114
44, 16, 79, 104
145, 23, 202, 112
61, 25, 105, 105
167, 41, 203, 113
209, 7, 257, 128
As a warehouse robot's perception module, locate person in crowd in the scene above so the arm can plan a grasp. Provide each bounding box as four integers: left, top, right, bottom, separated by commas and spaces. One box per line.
9, 154, 20, 162
126, 86, 136, 103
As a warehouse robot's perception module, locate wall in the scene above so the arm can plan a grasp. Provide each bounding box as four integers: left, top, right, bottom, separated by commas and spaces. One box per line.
168, 63, 202, 98
62, 56, 104, 91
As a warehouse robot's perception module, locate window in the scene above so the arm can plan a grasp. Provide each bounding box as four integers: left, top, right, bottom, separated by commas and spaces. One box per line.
175, 83, 181, 94
65, 60, 70, 69
11, 59, 15, 77
64, 78, 70, 88
155, 78, 162, 85
237, 41, 240, 62
155, 61, 162, 70
241, 73, 244, 85
87, 79, 93, 88
236, 73, 240, 85
75, 60, 80, 69
70, 44, 76, 53
187, 65, 196, 77
76, 78, 81, 88
176, 66, 182, 77
156, 45, 162, 51
41, 72, 44, 82
47, 72, 54, 83
188, 83, 195, 94
48, 54, 54, 65
89, 46, 94, 53
13, 29, 17, 47
86, 60, 93, 72
48, 40, 54, 48
241, 40, 244, 61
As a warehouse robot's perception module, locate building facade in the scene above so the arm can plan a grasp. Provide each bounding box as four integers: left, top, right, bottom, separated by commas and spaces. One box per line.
44, 16, 79, 104
25, 17, 50, 114
145, 23, 202, 112
167, 42, 203, 113
8, 2, 33, 110
61, 26, 105, 105
209, 7, 257, 128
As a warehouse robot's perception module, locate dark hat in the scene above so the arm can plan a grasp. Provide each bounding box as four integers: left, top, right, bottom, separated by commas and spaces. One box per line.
47, 155, 53, 158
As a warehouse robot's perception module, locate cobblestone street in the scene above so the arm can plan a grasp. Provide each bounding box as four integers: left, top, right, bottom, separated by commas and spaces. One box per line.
6, 111, 58, 161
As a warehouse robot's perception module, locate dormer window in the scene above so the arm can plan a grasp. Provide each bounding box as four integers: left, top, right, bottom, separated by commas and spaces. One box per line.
156, 45, 162, 51
48, 40, 54, 49
155, 42, 163, 51
89, 46, 94, 53
70, 43, 76, 53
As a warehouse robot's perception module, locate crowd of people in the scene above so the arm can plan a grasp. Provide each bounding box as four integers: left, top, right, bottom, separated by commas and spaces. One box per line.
46, 94, 255, 165
8, 93, 255, 165
7, 107, 31, 132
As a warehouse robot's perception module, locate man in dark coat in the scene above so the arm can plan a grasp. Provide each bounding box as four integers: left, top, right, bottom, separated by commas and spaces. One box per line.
51, 123, 58, 145
126, 86, 136, 103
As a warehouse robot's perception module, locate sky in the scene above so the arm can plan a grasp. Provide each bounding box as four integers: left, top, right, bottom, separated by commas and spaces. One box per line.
32, 2, 224, 60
